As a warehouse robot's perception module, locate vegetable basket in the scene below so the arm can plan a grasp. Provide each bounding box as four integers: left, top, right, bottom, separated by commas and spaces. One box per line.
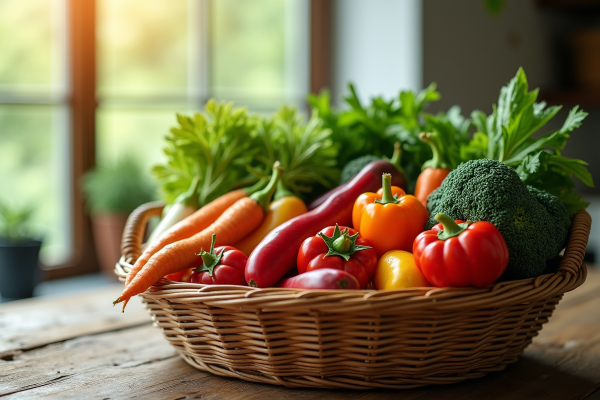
115, 201, 591, 390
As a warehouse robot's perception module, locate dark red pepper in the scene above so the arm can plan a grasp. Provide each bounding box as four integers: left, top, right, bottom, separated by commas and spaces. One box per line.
278, 268, 360, 290
189, 234, 248, 286
308, 160, 407, 210
245, 160, 402, 288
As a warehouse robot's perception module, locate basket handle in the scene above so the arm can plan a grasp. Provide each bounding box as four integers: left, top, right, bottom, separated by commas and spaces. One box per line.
558, 209, 592, 276
120, 201, 165, 264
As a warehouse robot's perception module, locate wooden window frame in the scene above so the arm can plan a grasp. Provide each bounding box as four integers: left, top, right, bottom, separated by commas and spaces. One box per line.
46, 0, 331, 280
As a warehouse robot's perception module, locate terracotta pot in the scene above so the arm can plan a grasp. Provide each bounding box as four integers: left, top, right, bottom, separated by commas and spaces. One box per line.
91, 213, 128, 280
0, 238, 42, 300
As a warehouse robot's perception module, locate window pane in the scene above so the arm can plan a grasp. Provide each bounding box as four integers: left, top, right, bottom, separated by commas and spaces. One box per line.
96, 106, 187, 173
0, 105, 71, 265
97, 0, 191, 98
0, 0, 67, 97
210, 0, 309, 106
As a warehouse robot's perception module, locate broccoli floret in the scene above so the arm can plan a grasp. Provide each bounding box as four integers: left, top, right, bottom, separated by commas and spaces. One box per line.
340, 155, 382, 184
425, 159, 571, 280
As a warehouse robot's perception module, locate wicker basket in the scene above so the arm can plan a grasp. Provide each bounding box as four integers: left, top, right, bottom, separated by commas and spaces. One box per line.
115, 202, 591, 390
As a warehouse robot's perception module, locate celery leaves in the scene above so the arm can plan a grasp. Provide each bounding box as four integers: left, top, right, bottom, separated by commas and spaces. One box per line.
465, 68, 593, 215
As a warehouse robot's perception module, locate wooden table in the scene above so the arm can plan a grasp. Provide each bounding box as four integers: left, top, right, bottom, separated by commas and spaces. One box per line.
1, 269, 600, 400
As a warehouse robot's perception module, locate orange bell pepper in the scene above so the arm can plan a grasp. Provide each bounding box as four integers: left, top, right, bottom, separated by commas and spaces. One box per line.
353, 173, 429, 257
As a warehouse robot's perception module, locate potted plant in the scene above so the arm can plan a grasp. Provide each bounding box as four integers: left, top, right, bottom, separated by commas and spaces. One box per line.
82, 157, 157, 279
0, 200, 42, 300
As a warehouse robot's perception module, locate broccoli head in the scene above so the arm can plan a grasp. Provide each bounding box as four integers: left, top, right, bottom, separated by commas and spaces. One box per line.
340, 155, 382, 184
425, 159, 571, 280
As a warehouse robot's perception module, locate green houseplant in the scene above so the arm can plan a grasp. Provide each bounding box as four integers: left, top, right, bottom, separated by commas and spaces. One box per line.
0, 200, 42, 300
82, 157, 157, 278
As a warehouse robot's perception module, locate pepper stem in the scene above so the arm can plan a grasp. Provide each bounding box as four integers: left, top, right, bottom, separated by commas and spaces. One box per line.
250, 161, 284, 212
375, 174, 400, 205
435, 213, 471, 240
420, 132, 449, 170
274, 179, 295, 201
388, 142, 405, 174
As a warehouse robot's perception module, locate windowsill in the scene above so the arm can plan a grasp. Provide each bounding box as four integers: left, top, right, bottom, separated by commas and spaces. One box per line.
0, 272, 116, 303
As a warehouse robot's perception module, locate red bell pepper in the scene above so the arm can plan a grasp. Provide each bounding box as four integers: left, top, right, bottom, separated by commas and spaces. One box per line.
189, 234, 248, 286
297, 225, 377, 289
278, 268, 360, 289
413, 213, 509, 288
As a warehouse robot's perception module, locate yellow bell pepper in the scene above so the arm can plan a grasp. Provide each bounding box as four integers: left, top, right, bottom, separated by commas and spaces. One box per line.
234, 195, 307, 256
373, 250, 431, 290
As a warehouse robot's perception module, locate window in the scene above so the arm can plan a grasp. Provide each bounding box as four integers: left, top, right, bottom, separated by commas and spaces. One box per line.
0, 0, 71, 266
1, 0, 328, 278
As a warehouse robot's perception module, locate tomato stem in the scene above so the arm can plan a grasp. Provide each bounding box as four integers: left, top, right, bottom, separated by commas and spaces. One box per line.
332, 233, 352, 253
197, 233, 224, 278
319, 224, 372, 261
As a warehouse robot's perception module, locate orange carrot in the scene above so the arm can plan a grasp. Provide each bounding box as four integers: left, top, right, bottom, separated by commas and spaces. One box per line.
115, 162, 283, 311
125, 189, 247, 288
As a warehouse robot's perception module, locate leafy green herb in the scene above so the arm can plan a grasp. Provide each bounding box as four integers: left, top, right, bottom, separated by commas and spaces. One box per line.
152, 100, 258, 206
0, 200, 36, 241
250, 106, 339, 201
463, 68, 593, 215
423, 106, 472, 170
309, 83, 442, 192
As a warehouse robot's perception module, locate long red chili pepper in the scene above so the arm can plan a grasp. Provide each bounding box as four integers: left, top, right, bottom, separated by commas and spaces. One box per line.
245, 160, 403, 288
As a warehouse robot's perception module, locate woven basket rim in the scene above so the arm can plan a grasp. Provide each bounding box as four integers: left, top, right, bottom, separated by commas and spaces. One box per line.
114, 203, 591, 312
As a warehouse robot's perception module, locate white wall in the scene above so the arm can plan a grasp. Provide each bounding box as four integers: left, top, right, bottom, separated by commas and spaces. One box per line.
332, 0, 422, 105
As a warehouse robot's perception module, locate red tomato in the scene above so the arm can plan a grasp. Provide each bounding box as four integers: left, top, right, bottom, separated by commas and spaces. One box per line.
189, 238, 248, 286
297, 225, 377, 289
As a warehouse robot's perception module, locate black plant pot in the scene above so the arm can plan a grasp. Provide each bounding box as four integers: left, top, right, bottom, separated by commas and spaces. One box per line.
0, 238, 42, 300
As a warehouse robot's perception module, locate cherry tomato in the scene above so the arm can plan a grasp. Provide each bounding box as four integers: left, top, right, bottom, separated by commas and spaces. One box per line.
189, 235, 248, 286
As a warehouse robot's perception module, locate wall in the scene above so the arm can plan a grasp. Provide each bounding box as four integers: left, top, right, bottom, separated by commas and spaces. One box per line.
331, 0, 422, 105
423, 0, 554, 114
422, 0, 600, 256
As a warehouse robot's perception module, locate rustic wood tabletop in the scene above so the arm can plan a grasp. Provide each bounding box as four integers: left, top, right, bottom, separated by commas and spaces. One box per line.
1, 268, 600, 400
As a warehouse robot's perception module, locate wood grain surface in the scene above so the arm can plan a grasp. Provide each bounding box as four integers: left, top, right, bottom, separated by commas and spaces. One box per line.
1, 272, 600, 399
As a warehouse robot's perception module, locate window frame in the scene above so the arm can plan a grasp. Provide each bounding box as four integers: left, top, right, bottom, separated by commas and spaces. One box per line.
45, 0, 332, 279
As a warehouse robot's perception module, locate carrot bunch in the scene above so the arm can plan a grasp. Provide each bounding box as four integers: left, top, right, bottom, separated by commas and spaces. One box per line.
115, 162, 283, 311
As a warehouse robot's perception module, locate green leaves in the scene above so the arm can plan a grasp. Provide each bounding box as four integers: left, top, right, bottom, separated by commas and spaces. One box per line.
468, 68, 593, 215
0, 200, 35, 241
152, 100, 257, 206
309, 82, 442, 193
250, 106, 340, 200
